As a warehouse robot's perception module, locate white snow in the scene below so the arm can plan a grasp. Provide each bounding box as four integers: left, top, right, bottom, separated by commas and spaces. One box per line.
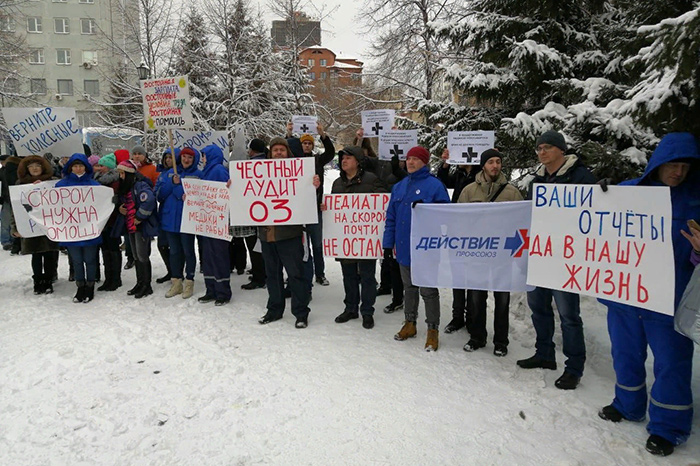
1, 171, 699, 464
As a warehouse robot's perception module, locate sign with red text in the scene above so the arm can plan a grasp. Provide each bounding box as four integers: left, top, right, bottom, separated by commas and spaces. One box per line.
378, 130, 418, 161
140, 76, 193, 130
527, 184, 675, 315
181, 179, 232, 241
2, 107, 83, 157
447, 131, 495, 165
361, 110, 395, 138
9, 180, 59, 238
229, 158, 317, 226
322, 193, 390, 259
22, 185, 114, 242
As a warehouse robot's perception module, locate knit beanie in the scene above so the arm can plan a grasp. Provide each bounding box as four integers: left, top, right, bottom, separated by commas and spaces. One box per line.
117, 160, 137, 173
269, 137, 291, 157
249, 138, 267, 154
98, 153, 117, 169
114, 149, 130, 165
87, 155, 100, 166
300, 134, 315, 146
406, 146, 430, 165
131, 145, 147, 156
480, 149, 501, 167
536, 130, 567, 152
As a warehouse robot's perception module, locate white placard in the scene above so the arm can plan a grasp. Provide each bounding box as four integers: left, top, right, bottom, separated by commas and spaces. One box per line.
171, 129, 229, 166
181, 179, 232, 241
9, 180, 59, 238
140, 75, 193, 130
23, 185, 114, 242
410, 202, 533, 291
447, 131, 495, 165
378, 130, 418, 161
322, 193, 391, 259
2, 107, 83, 157
292, 115, 318, 135
361, 110, 395, 138
229, 158, 318, 226
527, 184, 675, 315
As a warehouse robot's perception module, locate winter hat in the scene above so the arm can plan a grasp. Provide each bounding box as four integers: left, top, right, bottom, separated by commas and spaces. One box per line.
131, 145, 147, 156
269, 137, 291, 157
117, 160, 137, 173
98, 153, 117, 169
536, 130, 567, 152
114, 149, 130, 165
338, 146, 363, 161
88, 155, 100, 166
406, 146, 430, 165
480, 149, 501, 167
300, 134, 315, 146
180, 147, 196, 158
249, 138, 267, 154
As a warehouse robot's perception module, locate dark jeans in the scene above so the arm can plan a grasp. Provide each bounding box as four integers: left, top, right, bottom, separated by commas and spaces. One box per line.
261, 237, 310, 319
202, 236, 232, 300
245, 235, 266, 283
451, 289, 474, 331
468, 290, 510, 346
68, 244, 99, 282
305, 218, 325, 279
380, 256, 404, 304
166, 231, 197, 280
341, 260, 377, 316
527, 287, 586, 377
31, 251, 58, 277
230, 237, 247, 272
128, 230, 151, 263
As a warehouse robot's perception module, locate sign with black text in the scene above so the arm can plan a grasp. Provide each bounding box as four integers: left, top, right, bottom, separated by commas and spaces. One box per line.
447, 131, 495, 165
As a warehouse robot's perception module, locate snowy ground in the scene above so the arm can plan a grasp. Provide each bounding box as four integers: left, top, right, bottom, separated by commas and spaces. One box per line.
1, 168, 700, 465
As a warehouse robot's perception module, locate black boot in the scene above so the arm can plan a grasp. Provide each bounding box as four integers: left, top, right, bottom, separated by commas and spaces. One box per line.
42, 274, 53, 294
73, 281, 86, 303
97, 250, 113, 291
83, 282, 95, 303
33, 275, 45, 294
156, 245, 171, 283
135, 261, 153, 299
127, 261, 143, 295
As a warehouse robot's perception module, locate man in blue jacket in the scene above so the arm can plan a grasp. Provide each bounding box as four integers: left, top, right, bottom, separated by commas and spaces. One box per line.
598, 132, 700, 457
383, 146, 450, 351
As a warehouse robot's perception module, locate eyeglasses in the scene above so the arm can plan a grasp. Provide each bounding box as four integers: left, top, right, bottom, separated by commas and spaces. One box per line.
535, 144, 555, 154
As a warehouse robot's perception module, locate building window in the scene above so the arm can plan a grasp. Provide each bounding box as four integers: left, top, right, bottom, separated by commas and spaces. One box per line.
56, 49, 71, 65
307, 58, 315, 67
320, 72, 327, 80
27, 17, 42, 33
5, 78, 20, 94
0, 16, 15, 32
54, 18, 70, 34
82, 50, 98, 65
29, 48, 44, 64
80, 18, 97, 34
52, 0, 67, 3
79, 0, 95, 3
83, 80, 99, 97
31, 78, 47, 95
309, 72, 315, 80
319, 59, 327, 67
57, 79, 73, 95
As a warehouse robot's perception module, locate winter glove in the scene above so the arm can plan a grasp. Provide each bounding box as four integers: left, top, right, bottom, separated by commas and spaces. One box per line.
597, 178, 611, 193
411, 200, 423, 208
383, 248, 393, 260
112, 195, 120, 205
22, 203, 32, 213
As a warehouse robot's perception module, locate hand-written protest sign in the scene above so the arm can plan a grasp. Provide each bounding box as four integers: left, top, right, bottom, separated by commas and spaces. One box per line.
292, 115, 318, 135
9, 180, 59, 238
378, 130, 418, 161
361, 110, 395, 138
527, 184, 675, 315
181, 179, 232, 241
322, 193, 390, 259
2, 107, 83, 157
23, 185, 114, 242
140, 76, 193, 130
410, 202, 533, 292
172, 129, 230, 165
229, 158, 318, 226
447, 131, 495, 165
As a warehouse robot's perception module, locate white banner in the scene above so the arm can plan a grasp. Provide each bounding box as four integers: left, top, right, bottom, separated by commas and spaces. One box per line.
9, 180, 59, 238
322, 193, 391, 259
447, 131, 495, 165
22, 185, 114, 242
229, 158, 318, 226
2, 107, 83, 157
361, 110, 395, 138
378, 130, 418, 161
171, 129, 229, 163
527, 184, 675, 315
410, 202, 533, 292
181, 179, 232, 241
292, 115, 318, 135
141, 76, 193, 130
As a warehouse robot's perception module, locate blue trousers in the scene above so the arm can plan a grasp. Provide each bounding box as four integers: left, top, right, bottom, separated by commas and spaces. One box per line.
261, 237, 310, 319
607, 304, 694, 445
527, 287, 586, 377
0, 203, 12, 245
68, 244, 99, 282
341, 260, 377, 316
201, 236, 231, 300
166, 231, 196, 280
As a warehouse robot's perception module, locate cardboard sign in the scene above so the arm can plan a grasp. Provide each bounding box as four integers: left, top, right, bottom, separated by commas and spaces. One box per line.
181, 179, 232, 241
22, 185, 114, 242
378, 130, 418, 161
229, 158, 318, 226
527, 184, 675, 315
292, 115, 318, 135
322, 193, 390, 258
171, 129, 229, 165
410, 202, 532, 292
361, 110, 395, 138
9, 180, 59, 238
447, 131, 495, 165
2, 107, 83, 157
140, 76, 193, 130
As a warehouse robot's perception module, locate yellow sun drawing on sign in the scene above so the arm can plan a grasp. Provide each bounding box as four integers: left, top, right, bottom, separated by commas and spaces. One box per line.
147, 118, 155, 129
178, 78, 187, 88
